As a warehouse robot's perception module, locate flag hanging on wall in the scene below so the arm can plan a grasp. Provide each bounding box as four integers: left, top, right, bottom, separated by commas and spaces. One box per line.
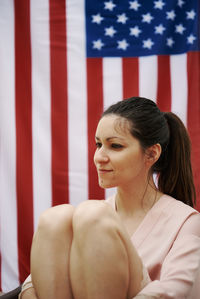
0, 0, 199, 292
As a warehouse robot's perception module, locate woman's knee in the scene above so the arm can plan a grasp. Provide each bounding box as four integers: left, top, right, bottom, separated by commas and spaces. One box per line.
36, 204, 75, 235
72, 200, 119, 236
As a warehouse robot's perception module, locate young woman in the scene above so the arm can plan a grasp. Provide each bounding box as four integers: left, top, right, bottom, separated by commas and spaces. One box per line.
20, 97, 200, 299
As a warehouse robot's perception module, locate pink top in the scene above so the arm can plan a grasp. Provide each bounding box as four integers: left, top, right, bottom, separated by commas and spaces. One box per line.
106, 194, 200, 298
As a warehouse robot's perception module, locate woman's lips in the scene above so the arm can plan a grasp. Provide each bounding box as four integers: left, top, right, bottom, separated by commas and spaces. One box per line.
98, 169, 113, 173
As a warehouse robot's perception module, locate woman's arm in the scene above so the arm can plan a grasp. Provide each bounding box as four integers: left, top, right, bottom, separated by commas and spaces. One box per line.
134, 213, 200, 298
20, 287, 38, 299
19, 275, 38, 299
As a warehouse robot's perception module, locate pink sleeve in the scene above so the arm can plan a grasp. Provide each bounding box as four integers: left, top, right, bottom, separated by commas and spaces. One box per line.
134, 213, 200, 298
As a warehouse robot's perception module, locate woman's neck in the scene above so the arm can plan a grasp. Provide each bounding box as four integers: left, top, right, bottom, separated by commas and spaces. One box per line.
115, 177, 160, 216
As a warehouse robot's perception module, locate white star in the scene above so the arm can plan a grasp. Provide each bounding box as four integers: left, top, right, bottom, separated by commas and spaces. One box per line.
104, 1, 116, 11
129, 0, 141, 11
166, 10, 176, 20
187, 34, 196, 44
186, 10, 196, 20
175, 23, 186, 34
105, 26, 117, 37
92, 14, 104, 24
177, 0, 185, 8
117, 13, 128, 24
93, 39, 104, 50
154, 0, 165, 9
166, 37, 174, 47
143, 38, 154, 49
117, 39, 129, 50
155, 24, 166, 34
142, 13, 154, 24
130, 26, 142, 37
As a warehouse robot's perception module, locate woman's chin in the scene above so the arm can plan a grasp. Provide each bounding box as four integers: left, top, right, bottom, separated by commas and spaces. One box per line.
98, 179, 115, 189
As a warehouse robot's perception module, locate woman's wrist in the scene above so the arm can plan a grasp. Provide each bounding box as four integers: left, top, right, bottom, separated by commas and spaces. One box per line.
19, 275, 34, 299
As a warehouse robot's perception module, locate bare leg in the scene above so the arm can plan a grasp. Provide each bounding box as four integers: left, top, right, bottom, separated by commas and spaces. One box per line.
70, 200, 143, 299
30, 204, 74, 299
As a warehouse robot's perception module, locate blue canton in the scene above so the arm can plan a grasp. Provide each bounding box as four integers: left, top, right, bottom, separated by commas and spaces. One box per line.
85, 0, 200, 57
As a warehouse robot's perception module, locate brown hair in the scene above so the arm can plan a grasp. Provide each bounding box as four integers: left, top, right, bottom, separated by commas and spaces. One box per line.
158, 112, 196, 207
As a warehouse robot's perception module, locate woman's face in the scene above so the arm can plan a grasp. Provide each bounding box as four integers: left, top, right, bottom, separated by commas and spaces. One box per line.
94, 115, 148, 189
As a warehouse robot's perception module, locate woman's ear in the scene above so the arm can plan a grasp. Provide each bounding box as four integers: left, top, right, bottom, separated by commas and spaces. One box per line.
145, 144, 162, 166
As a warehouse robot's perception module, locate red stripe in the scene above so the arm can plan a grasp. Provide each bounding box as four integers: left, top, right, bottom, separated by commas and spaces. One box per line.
14, 0, 33, 282
122, 58, 139, 98
49, 0, 69, 206
156, 55, 171, 111
187, 51, 200, 211
87, 58, 105, 200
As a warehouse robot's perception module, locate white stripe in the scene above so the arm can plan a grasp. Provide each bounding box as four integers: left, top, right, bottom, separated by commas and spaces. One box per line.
0, 0, 19, 291
103, 58, 123, 108
103, 58, 122, 199
139, 56, 158, 102
31, 0, 52, 229
170, 54, 188, 125
67, 0, 88, 205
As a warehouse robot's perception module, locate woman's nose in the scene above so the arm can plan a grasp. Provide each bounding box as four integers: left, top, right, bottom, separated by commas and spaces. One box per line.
94, 147, 109, 163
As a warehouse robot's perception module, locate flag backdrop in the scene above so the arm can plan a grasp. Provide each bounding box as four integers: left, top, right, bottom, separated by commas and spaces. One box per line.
0, 0, 199, 292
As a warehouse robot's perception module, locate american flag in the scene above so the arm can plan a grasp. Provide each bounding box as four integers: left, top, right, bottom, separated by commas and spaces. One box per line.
87, 0, 199, 57
0, 0, 199, 292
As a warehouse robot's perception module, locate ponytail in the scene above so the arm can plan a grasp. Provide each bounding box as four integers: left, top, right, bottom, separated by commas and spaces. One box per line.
158, 112, 196, 207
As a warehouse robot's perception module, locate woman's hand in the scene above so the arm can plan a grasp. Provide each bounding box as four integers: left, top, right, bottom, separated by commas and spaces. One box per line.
20, 287, 38, 299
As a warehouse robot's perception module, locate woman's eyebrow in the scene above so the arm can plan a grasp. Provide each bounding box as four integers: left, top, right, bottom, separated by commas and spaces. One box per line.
95, 136, 125, 141
107, 137, 124, 141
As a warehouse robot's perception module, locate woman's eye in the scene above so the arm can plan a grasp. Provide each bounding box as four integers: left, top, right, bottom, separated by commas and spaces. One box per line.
95, 142, 102, 148
111, 143, 123, 149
